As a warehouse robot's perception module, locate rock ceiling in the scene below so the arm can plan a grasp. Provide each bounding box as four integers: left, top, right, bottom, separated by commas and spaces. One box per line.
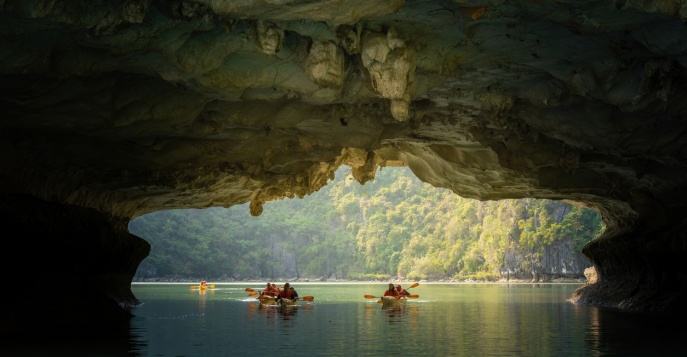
1, 0, 686, 328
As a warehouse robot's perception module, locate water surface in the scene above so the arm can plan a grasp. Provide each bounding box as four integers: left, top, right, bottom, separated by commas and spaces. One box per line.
3, 283, 686, 356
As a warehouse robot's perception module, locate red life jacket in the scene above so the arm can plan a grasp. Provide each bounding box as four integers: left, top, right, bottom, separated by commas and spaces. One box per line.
383, 289, 400, 297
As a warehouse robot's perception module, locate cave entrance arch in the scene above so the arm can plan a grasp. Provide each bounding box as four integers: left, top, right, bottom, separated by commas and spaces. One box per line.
129, 167, 603, 284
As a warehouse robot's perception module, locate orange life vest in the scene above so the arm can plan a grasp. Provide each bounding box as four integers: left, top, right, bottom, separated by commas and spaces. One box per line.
383, 289, 400, 297
279, 289, 293, 299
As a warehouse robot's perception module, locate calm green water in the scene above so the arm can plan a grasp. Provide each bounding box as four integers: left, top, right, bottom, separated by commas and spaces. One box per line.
4, 283, 687, 356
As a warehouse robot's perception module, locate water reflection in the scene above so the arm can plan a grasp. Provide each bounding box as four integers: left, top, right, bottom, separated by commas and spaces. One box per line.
196, 288, 214, 296
6, 284, 687, 356
382, 304, 421, 326
3, 319, 146, 357
382, 304, 407, 319
247, 300, 313, 320
364, 303, 377, 318
246, 300, 259, 314
581, 305, 687, 356
278, 305, 298, 318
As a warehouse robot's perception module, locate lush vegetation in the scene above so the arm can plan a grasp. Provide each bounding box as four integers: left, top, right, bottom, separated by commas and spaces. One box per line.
129, 167, 604, 281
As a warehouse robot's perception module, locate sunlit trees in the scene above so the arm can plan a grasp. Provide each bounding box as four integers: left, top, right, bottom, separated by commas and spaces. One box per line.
130, 167, 604, 281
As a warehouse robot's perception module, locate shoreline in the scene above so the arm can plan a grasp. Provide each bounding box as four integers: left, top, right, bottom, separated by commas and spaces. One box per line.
133, 277, 588, 285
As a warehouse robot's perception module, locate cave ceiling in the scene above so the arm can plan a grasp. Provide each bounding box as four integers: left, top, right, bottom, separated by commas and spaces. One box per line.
1, 0, 687, 317
2, 0, 685, 221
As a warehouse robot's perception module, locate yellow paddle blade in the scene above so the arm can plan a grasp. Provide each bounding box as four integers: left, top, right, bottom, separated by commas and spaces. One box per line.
364, 295, 378, 299
301, 296, 314, 301
245, 287, 254, 292
248, 291, 259, 296
209, 285, 216, 288
190, 286, 198, 289
407, 282, 420, 289
408, 294, 419, 299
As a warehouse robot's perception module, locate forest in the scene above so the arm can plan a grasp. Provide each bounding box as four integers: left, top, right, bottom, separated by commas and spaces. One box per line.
129, 167, 604, 282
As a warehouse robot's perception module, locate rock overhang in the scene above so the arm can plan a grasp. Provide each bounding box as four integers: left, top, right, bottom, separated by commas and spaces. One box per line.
0, 0, 686, 326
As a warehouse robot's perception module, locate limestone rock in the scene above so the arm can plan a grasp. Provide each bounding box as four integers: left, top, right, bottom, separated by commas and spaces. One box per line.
0, 0, 686, 328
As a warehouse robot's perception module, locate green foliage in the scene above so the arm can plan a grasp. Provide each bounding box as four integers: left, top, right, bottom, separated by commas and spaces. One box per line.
129, 167, 605, 281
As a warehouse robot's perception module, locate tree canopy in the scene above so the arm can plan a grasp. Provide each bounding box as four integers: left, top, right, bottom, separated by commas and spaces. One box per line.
129, 167, 604, 281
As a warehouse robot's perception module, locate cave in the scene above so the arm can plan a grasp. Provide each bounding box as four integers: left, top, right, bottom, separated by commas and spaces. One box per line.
1, 0, 686, 331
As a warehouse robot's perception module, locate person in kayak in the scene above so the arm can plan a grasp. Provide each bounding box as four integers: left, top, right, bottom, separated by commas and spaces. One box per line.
278, 282, 295, 300
396, 284, 410, 296
263, 282, 278, 297
383, 283, 400, 297
290, 286, 299, 299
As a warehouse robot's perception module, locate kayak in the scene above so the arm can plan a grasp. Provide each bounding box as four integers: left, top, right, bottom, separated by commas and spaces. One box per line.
258, 296, 300, 308
278, 298, 298, 308
191, 283, 215, 290
258, 295, 279, 306
381, 296, 407, 308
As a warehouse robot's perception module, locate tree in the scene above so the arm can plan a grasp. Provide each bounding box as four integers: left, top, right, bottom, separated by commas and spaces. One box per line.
129, 167, 604, 281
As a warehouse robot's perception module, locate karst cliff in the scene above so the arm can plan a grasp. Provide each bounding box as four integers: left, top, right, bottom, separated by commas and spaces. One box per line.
1, 0, 686, 330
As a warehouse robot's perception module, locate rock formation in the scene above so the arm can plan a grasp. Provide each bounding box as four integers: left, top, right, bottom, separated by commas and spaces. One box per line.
1, 0, 686, 329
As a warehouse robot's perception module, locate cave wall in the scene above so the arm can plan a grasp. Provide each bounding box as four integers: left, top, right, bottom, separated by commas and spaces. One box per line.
571, 204, 687, 313
0, 194, 149, 331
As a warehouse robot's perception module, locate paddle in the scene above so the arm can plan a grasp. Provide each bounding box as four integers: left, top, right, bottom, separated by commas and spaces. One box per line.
406, 282, 420, 290
190, 284, 216, 289
257, 295, 314, 301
